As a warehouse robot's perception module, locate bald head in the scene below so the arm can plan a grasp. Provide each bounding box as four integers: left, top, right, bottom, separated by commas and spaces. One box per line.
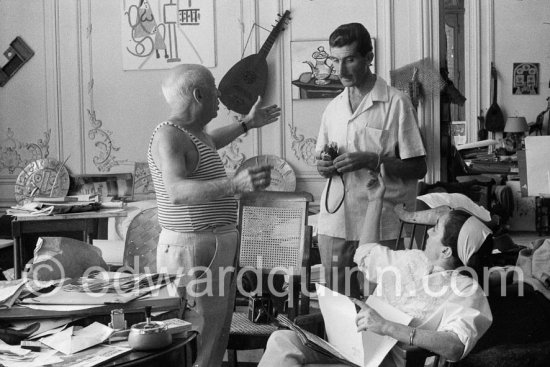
162, 64, 213, 108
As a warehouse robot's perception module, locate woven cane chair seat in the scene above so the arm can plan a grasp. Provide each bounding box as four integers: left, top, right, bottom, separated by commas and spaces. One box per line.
123, 206, 160, 273
229, 312, 279, 336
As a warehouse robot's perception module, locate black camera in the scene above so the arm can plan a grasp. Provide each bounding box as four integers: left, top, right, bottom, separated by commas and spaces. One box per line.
321, 142, 339, 161
248, 293, 276, 324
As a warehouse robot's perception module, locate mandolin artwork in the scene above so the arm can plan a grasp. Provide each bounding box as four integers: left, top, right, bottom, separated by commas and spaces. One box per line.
218, 11, 291, 115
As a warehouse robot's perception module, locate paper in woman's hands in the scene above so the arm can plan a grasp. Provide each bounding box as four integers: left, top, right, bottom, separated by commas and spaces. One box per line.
316, 284, 413, 367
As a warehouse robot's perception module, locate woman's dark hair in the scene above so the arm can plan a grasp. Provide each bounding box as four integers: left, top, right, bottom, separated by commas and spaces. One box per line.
329, 23, 373, 56
442, 209, 493, 278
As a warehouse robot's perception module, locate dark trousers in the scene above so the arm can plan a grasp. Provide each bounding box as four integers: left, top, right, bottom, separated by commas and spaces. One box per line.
318, 235, 361, 298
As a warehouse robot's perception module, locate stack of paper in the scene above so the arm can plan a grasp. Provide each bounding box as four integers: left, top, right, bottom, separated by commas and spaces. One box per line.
41, 322, 114, 355
33, 194, 100, 204
22, 273, 177, 305
0, 279, 28, 309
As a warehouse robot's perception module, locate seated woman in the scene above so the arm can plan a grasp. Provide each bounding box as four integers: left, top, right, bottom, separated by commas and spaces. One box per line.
258, 165, 493, 367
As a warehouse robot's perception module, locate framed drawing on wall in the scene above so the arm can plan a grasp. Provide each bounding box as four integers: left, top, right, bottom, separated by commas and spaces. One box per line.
290, 39, 375, 100
121, 0, 215, 70
451, 121, 467, 146
513, 63, 539, 95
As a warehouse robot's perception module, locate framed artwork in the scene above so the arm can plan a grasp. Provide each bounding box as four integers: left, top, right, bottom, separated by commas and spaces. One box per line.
451, 121, 467, 145
69, 173, 134, 200
290, 39, 375, 100
121, 0, 215, 70
513, 63, 539, 95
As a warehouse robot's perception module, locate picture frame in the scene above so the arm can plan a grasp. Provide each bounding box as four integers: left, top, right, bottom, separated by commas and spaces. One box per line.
290, 38, 375, 100
451, 121, 467, 146
513, 62, 539, 95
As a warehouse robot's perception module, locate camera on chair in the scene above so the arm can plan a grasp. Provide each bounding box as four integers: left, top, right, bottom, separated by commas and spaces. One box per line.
248, 292, 275, 324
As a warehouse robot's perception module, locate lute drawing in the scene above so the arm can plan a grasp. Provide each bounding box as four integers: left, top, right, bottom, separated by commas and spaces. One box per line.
219, 10, 291, 115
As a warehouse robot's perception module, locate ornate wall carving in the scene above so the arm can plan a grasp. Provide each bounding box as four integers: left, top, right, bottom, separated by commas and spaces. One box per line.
289, 124, 316, 166
87, 108, 125, 172
219, 138, 246, 172
84, 5, 126, 173
0, 128, 51, 174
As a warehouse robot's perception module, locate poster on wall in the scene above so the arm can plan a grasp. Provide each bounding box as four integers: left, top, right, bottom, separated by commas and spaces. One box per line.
512, 62, 539, 95
121, 0, 215, 70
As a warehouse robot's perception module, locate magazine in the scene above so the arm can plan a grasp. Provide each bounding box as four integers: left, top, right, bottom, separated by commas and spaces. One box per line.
276, 315, 360, 367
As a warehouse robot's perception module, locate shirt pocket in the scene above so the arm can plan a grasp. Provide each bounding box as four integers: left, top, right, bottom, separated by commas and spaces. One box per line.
353, 126, 391, 155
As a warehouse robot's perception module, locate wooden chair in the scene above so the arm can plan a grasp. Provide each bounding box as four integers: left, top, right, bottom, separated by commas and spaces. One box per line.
122, 206, 160, 273
393, 203, 450, 250
226, 191, 314, 367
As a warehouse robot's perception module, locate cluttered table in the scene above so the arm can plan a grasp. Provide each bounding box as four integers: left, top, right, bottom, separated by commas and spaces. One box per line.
0, 273, 198, 367
11, 209, 127, 279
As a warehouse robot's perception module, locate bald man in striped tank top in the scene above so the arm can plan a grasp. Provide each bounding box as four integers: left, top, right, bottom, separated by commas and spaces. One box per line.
148, 64, 281, 367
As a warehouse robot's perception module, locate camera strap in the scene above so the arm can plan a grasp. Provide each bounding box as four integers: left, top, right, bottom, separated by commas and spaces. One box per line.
325, 174, 345, 214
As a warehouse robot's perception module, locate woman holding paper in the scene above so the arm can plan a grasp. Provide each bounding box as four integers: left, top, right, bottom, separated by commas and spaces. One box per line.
258, 165, 493, 366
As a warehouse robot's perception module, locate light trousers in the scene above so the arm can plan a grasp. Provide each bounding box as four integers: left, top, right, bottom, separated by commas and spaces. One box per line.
157, 225, 238, 367
258, 330, 347, 367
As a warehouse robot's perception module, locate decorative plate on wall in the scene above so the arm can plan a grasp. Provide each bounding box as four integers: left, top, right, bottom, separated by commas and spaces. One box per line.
14, 158, 70, 204
236, 155, 296, 192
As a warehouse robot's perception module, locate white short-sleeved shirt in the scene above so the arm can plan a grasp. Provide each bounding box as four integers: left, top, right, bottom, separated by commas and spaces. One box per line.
354, 244, 493, 366
316, 77, 426, 241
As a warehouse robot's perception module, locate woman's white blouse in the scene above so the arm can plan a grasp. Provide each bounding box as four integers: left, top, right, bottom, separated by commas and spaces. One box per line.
354, 243, 492, 361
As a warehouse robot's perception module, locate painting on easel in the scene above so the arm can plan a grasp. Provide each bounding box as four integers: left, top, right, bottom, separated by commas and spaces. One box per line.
121, 0, 215, 70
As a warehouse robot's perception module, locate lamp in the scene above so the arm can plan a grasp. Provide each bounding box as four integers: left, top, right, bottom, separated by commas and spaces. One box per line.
504, 116, 528, 151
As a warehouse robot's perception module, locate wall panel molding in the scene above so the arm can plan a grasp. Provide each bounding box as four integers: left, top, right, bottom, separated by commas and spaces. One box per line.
79, 0, 125, 173
465, 0, 482, 144
44, 0, 62, 159
421, 0, 440, 183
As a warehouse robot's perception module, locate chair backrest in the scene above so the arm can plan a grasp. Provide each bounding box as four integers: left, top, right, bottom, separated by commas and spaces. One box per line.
123, 206, 161, 273
237, 191, 314, 318
394, 203, 451, 251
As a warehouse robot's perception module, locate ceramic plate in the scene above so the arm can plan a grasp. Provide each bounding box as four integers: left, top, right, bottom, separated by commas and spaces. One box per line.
236, 155, 296, 192
14, 158, 70, 204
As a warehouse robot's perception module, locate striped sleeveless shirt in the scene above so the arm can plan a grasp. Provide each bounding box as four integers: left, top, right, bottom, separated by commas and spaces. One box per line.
147, 121, 237, 232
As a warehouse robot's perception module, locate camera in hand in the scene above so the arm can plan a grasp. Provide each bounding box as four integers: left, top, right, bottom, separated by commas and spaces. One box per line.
248, 293, 276, 324
321, 142, 339, 161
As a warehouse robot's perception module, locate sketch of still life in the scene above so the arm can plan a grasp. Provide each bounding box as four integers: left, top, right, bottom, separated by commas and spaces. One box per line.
291, 41, 343, 100
121, 0, 215, 70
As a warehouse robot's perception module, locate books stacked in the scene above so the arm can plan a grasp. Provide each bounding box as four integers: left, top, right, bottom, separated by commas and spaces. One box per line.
32, 194, 100, 205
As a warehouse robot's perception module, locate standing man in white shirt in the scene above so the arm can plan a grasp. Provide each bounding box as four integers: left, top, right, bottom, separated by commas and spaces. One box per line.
316, 23, 427, 298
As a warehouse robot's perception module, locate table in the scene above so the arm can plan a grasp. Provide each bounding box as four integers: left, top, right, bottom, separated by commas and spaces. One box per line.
104, 333, 197, 367
11, 209, 127, 278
